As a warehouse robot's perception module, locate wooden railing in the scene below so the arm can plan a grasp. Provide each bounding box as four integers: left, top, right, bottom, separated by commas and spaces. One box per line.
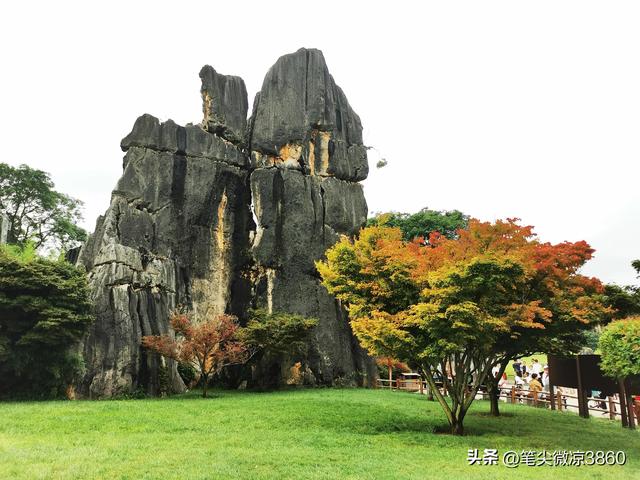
494, 385, 624, 419
375, 378, 634, 424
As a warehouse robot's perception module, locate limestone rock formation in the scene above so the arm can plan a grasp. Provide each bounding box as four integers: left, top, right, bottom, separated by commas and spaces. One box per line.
76, 48, 375, 397
248, 49, 374, 386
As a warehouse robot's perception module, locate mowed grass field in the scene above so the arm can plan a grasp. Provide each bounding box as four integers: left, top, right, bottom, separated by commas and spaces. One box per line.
0, 388, 638, 480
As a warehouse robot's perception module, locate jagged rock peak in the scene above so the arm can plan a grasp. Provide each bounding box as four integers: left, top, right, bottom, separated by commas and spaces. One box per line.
249, 48, 368, 182
120, 114, 248, 168
199, 65, 248, 145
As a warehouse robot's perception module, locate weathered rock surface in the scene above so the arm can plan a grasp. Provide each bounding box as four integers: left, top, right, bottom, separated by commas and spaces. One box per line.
76, 49, 375, 397
0, 211, 8, 244
200, 66, 249, 145
249, 48, 368, 182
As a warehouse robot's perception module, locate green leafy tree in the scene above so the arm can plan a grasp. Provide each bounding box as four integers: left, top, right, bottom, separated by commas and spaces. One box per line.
602, 260, 640, 320
598, 317, 640, 380
603, 284, 640, 320
367, 207, 468, 244
0, 245, 93, 398
0, 163, 87, 252
237, 310, 318, 388
599, 316, 640, 429
632, 259, 640, 276
239, 309, 318, 358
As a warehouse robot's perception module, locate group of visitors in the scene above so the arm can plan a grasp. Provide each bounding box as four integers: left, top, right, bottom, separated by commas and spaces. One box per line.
486, 358, 550, 405
511, 358, 549, 394
495, 359, 640, 423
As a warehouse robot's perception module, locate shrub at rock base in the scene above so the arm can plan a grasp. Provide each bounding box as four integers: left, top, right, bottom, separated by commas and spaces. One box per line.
0, 245, 93, 398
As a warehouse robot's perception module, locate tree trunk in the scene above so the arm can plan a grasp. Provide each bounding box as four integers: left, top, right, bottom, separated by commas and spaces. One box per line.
486, 362, 507, 416
202, 374, 209, 398
450, 420, 464, 435
489, 384, 500, 416
449, 406, 468, 435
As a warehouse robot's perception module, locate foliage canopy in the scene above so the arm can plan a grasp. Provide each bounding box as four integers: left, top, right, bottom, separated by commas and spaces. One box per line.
0, 245, 93, 398
366, 207, 468, 244
318, 219, 609, 434
142, 311, 249, 397
0, 163, 86, 253
238, 309, 318, 358
598, 317, 640, 380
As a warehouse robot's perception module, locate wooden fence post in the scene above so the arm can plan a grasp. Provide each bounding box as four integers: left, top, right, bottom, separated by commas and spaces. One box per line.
511, 386, 516, 404
627, 394, 636, 430
575, 356, 589, 419
557, 390, 563, 411
619, 381, 629, 428
549, 385, 556, 410
608, 396, 616, 420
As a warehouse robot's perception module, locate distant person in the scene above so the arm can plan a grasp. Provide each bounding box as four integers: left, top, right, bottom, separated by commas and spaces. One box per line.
528, 373, 543, 404
512, 359, 522, 376
514, 371, 525, 389
514, 372, 525, 403
593, 390, 606, 411
541, 365, 550, 393
498, 372, 508, 388
529, 373, 542, 392
531, 358, 542, 375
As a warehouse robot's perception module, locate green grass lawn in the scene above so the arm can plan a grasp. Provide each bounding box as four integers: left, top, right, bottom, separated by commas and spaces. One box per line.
0, 388, 637, 479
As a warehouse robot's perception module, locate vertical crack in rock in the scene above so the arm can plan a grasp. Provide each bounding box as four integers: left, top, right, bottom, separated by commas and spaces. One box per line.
319, 184, 326, 243
75, 48, 376, 397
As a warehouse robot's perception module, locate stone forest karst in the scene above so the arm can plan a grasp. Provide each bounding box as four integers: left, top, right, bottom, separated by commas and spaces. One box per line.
71, 48, 376, 398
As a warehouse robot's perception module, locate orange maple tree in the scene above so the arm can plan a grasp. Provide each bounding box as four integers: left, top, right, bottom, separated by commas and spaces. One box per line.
318, 218, 611, 434
142, 312, 249, 397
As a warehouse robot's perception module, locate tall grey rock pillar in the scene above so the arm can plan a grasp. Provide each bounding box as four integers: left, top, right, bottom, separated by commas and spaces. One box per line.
75, 69, 253, 398
248, 48, 375, 386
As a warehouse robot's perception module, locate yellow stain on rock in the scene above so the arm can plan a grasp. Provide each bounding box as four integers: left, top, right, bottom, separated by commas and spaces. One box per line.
318, 131, 331, 175
308, 131, 332, 176
191, 189, 231, 318
308, 139, 316, 176
279, 143, 302, 163
216, 190, 228, 251
202, 91, 212, 126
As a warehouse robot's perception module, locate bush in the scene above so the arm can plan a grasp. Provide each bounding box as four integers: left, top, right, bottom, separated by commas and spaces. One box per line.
598, 317, 640, 379
239, 309, 318, 358
177, 362, 197, 386
0, 245, 93, 398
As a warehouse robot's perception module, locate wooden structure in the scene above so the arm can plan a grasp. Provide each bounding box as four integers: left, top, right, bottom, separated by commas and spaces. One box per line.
548, 354, 639, 429
375, 365, 639, 429
396, 373, 423, 393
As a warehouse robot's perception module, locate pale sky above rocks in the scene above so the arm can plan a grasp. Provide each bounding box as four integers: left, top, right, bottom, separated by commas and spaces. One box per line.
2, 1, 639, 285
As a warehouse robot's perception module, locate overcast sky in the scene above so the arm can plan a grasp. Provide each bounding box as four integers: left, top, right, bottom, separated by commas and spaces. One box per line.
2, 1, 639, 285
